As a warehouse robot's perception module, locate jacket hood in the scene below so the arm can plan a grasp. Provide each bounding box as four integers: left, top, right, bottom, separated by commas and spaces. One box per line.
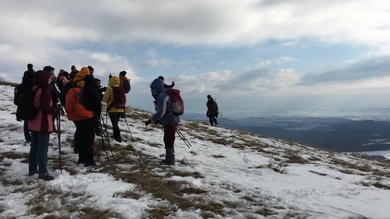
74, 67, 90, 87
109, 76, 120, 87
33, 70, 51, 88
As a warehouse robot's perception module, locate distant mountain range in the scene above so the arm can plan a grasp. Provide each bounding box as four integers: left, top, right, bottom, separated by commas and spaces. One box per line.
183, 113, 390, 152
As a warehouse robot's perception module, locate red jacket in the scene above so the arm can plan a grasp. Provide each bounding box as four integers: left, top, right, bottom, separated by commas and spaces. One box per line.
28, 71, 59, 133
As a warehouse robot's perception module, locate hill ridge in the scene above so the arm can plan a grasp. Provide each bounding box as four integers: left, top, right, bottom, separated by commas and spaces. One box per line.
1, 84, 390, 218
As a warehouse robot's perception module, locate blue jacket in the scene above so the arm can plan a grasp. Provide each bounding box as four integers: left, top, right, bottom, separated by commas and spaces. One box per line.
152, 90, 180, 126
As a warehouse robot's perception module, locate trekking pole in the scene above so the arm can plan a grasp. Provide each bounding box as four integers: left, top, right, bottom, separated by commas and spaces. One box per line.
167, 116, 192, 148
218, 111, 224, 117
57, 104, 62, 174
123, 113, 135, 142
96, 112, 115, 160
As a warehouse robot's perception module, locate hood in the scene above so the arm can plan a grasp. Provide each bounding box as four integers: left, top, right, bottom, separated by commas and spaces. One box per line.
33, 70, 51, 88
74, 67, 90, 87
109, 76, 120, 87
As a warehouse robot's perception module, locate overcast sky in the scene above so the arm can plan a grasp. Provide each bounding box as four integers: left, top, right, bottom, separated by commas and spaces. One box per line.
1, 0, 390, 117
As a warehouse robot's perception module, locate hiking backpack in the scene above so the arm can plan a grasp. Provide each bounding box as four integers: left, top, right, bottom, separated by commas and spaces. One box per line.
122, 78, 131, 94
166, 88, 184, 116
107, 86, 126, 111
16, 87, 39, 120
65, 80, 94, 121
14, 83, 28, 106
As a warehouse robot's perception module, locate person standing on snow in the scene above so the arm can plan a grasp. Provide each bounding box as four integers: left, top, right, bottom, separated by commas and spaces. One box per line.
28, 70, 60, 181
21, 63, 35, 143
206, 94, 218, 126
150, 89, 180, 165
103, 75, 126, 143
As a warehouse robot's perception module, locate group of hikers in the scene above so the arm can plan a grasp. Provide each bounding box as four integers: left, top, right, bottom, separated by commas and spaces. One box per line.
14, 63, 220, 181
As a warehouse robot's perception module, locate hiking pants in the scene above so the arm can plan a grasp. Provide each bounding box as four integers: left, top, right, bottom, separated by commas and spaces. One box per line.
209, 116, 218, 126
164, 123, 177, 150
24, 120, 31, 142
109, 112, 122, 142
29, 132, 50, 177
75, 118, 96, 164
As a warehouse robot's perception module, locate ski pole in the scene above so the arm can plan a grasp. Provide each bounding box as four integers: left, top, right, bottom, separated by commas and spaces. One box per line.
57, 104, 62, 174
123, 113, 135, 142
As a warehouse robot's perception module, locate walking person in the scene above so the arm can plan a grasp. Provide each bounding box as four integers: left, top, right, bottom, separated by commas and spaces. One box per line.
103, 75, 126, 143
28, 70, 60, 180
151, 89, 180, 165
206, 95, 218, 126
150, 76, 174, 100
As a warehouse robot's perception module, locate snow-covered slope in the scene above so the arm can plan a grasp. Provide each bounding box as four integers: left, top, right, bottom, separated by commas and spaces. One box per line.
1, 84, 390, 219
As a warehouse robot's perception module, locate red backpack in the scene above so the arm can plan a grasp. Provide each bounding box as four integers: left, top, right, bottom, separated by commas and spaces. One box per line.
166, 88, 184, 116
107, 86, 126, 111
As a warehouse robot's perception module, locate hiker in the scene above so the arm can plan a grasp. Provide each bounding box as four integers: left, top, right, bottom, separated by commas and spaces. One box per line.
94, 78, 106, 101
103, 75, 126, 143
44, 66, 60, 133
150, 76, 174, 100
151, 89, 180, 165
28, 70, 60, 181
60, 67, 90, 154
56, 69, 69, 92
206, 95, 218, 126
88, 66, 94, 75
119, 71, 131, 94
75, 73, 101, 166
20, 63, 35, 143
69, 65, 78, 80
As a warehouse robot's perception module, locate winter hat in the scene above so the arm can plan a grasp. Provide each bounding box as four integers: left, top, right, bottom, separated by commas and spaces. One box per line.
71, 65, 76, 71
158, 76, 164, 81
119, 71, 127, 76
27, 63, 33, 70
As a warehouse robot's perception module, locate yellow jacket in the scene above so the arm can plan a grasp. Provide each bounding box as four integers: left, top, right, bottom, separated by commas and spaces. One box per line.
103, 76, 126, 113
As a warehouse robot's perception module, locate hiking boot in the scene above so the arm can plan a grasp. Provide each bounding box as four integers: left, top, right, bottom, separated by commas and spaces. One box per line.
39, 175, 54, 181
77, 160, 85, 165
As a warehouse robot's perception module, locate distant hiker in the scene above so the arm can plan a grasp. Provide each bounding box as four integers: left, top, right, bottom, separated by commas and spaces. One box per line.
56, 69, 69, 92
103, 75, 126, 143
119, 71, 131, 94
94, 78, 106, 101
88, 66, 94, 75
16, 63, 35, 143
76, 73, 102, 166
150, 76, 175, 100
28, 70, 60, 181
206, 95, 218, 126
69, 65, 78, 80
151, 89, 181, 165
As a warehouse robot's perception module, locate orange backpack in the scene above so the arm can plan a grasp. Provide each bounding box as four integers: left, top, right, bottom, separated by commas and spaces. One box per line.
65, 80, 94, 121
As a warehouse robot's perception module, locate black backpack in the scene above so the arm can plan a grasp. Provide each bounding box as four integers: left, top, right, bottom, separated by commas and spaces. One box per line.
14, 83, 27, 106
16, 87, 40, 120
123, 79, 131, 94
